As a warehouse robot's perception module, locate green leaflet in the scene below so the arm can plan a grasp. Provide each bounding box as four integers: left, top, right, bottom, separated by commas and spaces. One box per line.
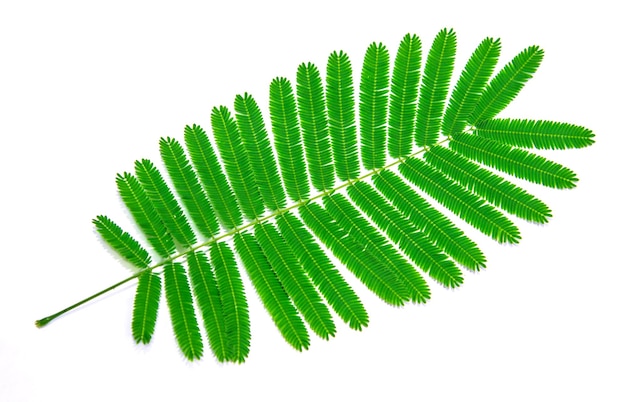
163, 262, 203, 360
93, 215, 151, 269
388, 33, 421, 159
327, 51, 359, 181
360, 42, 390, 170
297, 62, 334, 192
415, 28, 456, 147
270, 77, 309, 202
475, 118, 595, 150
36, 30, 595, 363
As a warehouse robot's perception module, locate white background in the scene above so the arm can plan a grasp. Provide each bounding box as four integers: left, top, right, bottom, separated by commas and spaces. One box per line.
1, 1, 624, 401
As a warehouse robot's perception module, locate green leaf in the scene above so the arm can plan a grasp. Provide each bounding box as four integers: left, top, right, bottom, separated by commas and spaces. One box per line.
450, 133, 578, 189
269, 77, 309, 202
415, 28, 457, 146
388, 33, 421, 159
132, 272, 161, 344
360, 42, 390, 169
186, 251, 229, 362
469, 45, 544, 124
163, 262, 203, 360
475, 118, 595, 149
327, 51, 359, 181
297, 62, 334, 192
210, 242, 250, 362
93, 215, 152, 269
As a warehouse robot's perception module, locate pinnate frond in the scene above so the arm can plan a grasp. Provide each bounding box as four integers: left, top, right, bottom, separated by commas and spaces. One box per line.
132, 272, 161, 344
93, 215, 151, 269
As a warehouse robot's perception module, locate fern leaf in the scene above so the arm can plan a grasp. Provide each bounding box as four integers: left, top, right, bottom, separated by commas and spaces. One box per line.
159, 137, 219, 238
360, 42, 390, 170
297, 63, 334, 191
211, 106, 264, 220
186, 251, 229, 362
324, 193, 431, 301
348, 182, 463, 288
210, 242, 250, 362
300, 203, 408, 305
415, 28, 457, 147
235, 93, 287, 210
327, 51, 359, 181
373, 171, 486, 270
234, 233, 309, 351
469, 46, 544, 124
255, 223, 336, 339
134, 158, 197, 247
399, 158, 521, 243
93, 215, 152, 269
450, 133, 578, 189
163, 262, 203, 360
276, 212, 368, 330
116, 172, 175, 258
388, 33, 422, 159
475, 118, 595, 149
132, 271, 161, 344
425, 146, 552, 223
184, 124, 242, 229
269, 77, 309, 202
442, 37, 501, 136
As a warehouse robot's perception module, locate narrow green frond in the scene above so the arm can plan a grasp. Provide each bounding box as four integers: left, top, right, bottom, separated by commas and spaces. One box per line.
388, 33, 421, 159
186, 251, 229, 363
469, 46, 544, 124
93, 215, 152, 269
442, 37, 501, 136
373, 171, 486, 270
327, 51, 359, 181
269, 77, 309, 201
163, 262, 203, 361
425, 146, 552, 223
297, 62, 334, 191
255, 223, 335, 340
159, 137, 219, 239
184, 124, 242, 229
360, 42, 390, 170
235, 93, 286, 210
415, 28, 457, 147
132, 272, 161, 344
475, 118, 595, 149
116, 172, 175, 258
277, 212, 368, 331
300, 203, 408, 306
210, 242, 250, 362
325, 193, 430, 300
450, 133, 578, 189
234, 233, 309, 351
211, 106, 264, 220
399, 158, 521, 244
135, 158, 197, 247
348, 182, 463, 289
